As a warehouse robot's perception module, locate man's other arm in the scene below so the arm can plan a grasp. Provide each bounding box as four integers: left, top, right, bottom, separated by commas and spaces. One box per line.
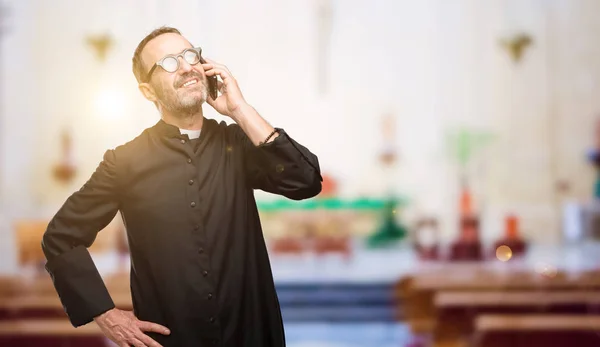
41, 149, 120, 327
230, 104, 322, 200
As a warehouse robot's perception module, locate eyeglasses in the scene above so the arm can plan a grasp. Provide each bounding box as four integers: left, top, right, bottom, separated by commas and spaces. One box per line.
144, 47, 205, 82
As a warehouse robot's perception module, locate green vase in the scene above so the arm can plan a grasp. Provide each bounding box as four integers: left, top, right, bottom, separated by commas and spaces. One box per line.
366, 198, 407, 248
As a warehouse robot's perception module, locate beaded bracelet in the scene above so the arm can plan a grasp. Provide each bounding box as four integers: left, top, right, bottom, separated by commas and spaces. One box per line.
261, 129, 278, 145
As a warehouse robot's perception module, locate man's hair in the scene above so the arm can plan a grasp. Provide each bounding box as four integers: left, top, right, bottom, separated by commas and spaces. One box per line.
132, 26, 182, 84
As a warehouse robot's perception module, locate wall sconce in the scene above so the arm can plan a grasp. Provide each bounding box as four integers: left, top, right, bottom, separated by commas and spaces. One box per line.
499, 33, 533, 63
85, 33, 114, 63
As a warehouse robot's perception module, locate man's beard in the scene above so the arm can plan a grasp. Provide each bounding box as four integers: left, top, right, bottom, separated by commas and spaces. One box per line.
154, 78, 208, 116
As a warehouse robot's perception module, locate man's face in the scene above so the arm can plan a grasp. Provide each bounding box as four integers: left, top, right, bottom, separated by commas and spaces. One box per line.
140, 33, 209, 114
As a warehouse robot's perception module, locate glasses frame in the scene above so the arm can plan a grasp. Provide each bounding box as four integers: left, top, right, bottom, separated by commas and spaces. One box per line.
144, 47, 205, 83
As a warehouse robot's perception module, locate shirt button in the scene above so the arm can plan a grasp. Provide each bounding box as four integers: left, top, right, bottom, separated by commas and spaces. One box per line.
194, 225, 200, 231
209, 317, 215, 323
187, 158, 192, 164
207, 293, 213, 300
198, 247, 204, 253
188, 179, 194, 185
202, 270, 209, 277
190, 202, 196, 207
180, 139, 186, 144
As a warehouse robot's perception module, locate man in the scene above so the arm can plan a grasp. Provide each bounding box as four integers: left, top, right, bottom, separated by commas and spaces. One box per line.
41, 26, 322, 347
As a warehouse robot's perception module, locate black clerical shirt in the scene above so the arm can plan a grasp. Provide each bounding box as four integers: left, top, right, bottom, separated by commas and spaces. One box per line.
41, 118, 322, 347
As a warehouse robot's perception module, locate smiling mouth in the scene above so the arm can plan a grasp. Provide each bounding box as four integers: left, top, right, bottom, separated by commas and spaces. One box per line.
181, 79, 198, 88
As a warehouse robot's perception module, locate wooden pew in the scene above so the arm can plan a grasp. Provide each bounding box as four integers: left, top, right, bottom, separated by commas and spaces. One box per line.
436, 290, 600, 311
473, 314, 600, 347
0, 319, 102, 335
0, 319, 109, 347
401, 269, 600, 336
0, 276, 24, 296
410, 270, 593, 291
0, 272, 133, 320
433, 291, 600, 347
0, 275, 132, 345
0, 293, 133, 320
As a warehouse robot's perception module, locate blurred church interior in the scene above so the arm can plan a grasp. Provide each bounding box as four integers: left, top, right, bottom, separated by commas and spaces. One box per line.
2, 0, 600, 346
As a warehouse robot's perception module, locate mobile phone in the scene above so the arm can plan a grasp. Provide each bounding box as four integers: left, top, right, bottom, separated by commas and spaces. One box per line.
199, 55, 218, 100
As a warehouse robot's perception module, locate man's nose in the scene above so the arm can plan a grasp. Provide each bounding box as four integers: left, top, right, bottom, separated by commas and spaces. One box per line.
178, 57, 194, 73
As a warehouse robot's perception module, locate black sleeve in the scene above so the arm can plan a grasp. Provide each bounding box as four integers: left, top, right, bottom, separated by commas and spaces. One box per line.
231, 125, 323, 200
41, 149, 120, 327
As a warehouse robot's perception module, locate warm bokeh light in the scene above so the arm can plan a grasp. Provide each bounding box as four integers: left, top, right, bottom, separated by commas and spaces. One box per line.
94, 88, 126, 120
535, 262, 558, 278
496, 245, 512, 262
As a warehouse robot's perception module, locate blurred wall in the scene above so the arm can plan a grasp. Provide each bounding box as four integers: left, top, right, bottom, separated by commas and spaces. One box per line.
1, 0, 600, 272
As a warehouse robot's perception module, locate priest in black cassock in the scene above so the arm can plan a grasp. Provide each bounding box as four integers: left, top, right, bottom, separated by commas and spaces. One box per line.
41, 26, 322, 347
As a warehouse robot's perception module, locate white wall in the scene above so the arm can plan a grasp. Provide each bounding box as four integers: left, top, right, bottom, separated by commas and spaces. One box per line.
1, 0, 600, 271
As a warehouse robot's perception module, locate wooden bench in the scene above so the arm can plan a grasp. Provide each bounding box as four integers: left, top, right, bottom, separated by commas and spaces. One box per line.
0, 293, 133, 309
473, 314, 600, 347
410, 271, 593, 291
0, 319, 109, 347
0, 319, 102, 335
0, 293, 133, 320
401, 269, 600, 335
436, 290, 600, 310
433, 291, 600, 347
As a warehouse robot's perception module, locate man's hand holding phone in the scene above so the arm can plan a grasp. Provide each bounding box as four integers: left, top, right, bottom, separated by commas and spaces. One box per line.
202, 59, 248, 120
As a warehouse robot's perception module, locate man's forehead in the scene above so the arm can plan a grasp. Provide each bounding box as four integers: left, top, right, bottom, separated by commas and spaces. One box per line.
142, 33, 193, 65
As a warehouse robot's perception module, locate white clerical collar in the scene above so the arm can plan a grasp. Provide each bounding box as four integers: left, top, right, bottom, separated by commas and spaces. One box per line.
179, 128, 201, 139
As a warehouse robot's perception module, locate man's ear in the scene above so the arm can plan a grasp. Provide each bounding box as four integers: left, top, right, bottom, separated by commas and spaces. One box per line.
138, 83, 157, 102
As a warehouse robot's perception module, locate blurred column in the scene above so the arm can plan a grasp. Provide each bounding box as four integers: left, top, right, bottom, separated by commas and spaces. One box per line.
545, 1, 600, 202
489, 0, 560, 243
315, 0, 333, 95
0, 0, 36, 273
